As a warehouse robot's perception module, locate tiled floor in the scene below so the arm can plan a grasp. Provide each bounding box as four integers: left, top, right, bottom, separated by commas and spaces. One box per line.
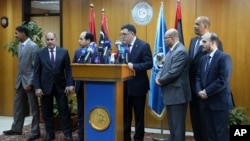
0, 116, 193, 138
0, 116, 32, 135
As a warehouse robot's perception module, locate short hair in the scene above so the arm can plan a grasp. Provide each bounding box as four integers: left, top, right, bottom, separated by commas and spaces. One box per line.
45, 32, 56, 39
210, 32, 218, 42
121, 24, 136, 35
200, 16, 211, 27
16, 26, 29, 37
85, 31, 94, 42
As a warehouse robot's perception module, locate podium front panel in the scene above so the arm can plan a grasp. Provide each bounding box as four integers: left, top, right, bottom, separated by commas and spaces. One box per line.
84, 81, 123, 141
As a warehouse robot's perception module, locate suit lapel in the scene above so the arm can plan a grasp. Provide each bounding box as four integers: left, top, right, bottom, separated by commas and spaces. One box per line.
44, 47, 52, 67
208, 50, 220, 74
192, 36, 202, 59
129, 39, 138, 60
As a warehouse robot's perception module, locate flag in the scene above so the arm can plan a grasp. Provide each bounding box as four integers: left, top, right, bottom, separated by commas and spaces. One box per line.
89, 4, 96, 42
149, 2, 167, 120
99, 9, 109, 44
174, 0, 184, 45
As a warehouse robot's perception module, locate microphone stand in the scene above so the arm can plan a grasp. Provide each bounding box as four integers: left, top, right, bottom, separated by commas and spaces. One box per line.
152, 120, 168, 141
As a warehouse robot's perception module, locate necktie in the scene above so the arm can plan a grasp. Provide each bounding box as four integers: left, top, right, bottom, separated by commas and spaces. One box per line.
202, 55, 211, 88
128, 44, 132, 54
193, 37, 201, 58
205, 55, 211, 71
166, 50, 172, 60
21, 44, 24, 52
50, 49, 55, 67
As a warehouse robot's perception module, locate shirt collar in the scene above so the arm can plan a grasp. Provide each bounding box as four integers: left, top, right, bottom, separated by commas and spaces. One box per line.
129, 36, 136, 47
22, 38, 31, 46
170, 41, 179, 52
208, 48, 217, 58
48, 47, 56, 52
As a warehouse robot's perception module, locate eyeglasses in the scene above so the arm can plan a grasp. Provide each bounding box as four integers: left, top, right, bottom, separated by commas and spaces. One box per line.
164, 36, 171, 39
120, 32, 131, 37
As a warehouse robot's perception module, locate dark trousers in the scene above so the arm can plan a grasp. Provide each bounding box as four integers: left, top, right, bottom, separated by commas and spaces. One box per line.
166, 103, 187, 141
189, 96, 207, 141
76, 83, 84, 138
200, 105, 229, 141
124, 92, 146, 141
41, 85, 72, 137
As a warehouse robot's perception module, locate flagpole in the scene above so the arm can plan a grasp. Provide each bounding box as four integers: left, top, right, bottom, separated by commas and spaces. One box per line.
152, 120, 168, 141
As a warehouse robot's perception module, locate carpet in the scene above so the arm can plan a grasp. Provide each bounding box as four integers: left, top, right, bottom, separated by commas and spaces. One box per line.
0, 123, 194, 141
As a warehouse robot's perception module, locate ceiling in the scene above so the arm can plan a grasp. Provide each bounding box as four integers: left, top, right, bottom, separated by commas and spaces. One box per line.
31, 0, 60, 13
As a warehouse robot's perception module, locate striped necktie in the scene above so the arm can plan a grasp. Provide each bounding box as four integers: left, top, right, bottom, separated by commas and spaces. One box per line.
50, 49, 55, 67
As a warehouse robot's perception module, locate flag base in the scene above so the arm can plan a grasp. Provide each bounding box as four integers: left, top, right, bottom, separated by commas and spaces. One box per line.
152, 137, 168, 141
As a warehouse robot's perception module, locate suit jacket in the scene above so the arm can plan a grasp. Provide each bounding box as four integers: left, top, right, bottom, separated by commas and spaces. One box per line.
16, 39, 38, 89
33, 46, 73, 95
195, 50, 232, 110
157, 42, 191, 105
189, 36, 223, 95
72, 46, 97, 93
124, 38, 153, 96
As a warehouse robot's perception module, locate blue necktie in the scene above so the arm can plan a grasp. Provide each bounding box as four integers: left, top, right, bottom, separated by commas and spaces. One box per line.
193, 37, 201, 58
21, 44, 24, 52
202, 55, 211, 88
205, 55, 211, 71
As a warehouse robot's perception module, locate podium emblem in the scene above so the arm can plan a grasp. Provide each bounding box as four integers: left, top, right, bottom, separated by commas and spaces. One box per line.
89, 107, 111, 131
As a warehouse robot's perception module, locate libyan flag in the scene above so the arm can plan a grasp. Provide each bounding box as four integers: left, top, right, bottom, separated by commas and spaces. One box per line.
175, 0, 184, 45
89, 4, 96, 42
99, 9, 109, 44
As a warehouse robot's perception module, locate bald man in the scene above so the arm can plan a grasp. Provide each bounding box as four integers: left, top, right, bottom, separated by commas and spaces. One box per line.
156, 29, 191, 141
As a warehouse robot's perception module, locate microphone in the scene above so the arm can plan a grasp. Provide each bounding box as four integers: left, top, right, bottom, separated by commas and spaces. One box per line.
115, 40, 127, 64
115, 40, 122, 51
103, 40, 112, 64
77, 48, 87, 63
84, 47, 94, 64
103, 40, 111, 57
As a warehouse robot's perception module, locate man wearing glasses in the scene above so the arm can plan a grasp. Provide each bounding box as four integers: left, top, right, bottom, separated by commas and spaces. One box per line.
120, 24, 153, 141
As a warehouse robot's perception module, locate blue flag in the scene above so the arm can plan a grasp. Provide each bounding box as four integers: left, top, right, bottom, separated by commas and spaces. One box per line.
149, 2, 168, 120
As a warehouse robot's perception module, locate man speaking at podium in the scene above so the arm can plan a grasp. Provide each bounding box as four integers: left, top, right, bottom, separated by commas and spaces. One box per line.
72, 31, 97, 141
120, 24, 153, 141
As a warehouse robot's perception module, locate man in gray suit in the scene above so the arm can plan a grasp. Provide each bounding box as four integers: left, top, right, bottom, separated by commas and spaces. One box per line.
155, 29, 191, 141
3, 26, 40, 141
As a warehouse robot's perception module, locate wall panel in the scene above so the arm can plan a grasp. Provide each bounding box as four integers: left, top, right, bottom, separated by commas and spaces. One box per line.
0, 0, 22, 116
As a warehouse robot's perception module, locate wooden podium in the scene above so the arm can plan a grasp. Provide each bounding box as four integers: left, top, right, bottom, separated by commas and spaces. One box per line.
71, 64, 134, 141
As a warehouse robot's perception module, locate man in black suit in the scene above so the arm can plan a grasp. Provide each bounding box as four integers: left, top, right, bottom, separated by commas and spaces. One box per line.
72, 31, 97, 141
188, 16, 224, 141
196, 33, 232, 141
33, 32, 74, 141
120, 24, 153, 141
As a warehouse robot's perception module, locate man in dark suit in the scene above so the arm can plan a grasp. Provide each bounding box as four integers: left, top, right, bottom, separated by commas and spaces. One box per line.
72, 31, 97, 141
188, 16, 224, 141
155, 28, 191, 141
196, 33, 232, 141
120, 24, 153, 141
33, 32, 74, 141
3, 26, 40, 141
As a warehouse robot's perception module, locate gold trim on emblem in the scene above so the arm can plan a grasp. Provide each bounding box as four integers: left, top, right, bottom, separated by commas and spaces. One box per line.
89, 107, 111, 131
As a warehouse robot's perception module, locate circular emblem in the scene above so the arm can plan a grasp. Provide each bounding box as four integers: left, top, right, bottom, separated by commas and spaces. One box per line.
153, 51, 165, 69
89, 107, 111, 131
131, 1, 153, 25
